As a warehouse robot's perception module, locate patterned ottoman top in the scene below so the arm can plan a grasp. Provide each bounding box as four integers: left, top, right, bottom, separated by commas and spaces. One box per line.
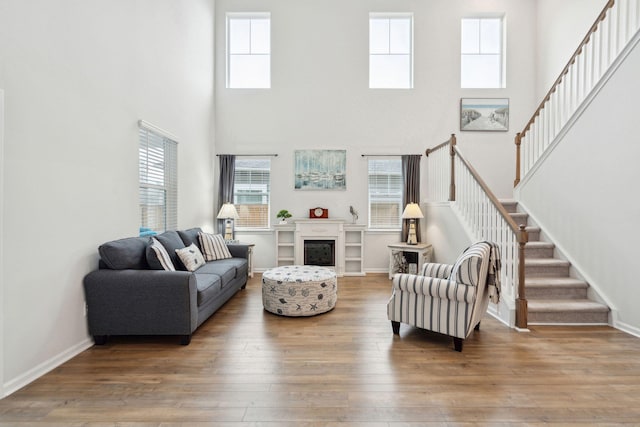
263, 265, 336, 283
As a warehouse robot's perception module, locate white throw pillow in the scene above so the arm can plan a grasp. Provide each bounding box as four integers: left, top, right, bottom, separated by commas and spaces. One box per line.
198, 232, 232, 261
175, 244, 206, 272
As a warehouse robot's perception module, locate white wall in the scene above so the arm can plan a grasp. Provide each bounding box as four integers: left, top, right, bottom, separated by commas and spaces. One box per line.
215, 0, 538, 270
536, 0, 605, 99
0, 0, 215, 395
517, 37, 640, 334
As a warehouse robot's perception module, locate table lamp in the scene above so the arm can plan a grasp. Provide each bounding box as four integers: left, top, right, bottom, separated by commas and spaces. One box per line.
402, 203, 424, 245
217, 202, 240, 241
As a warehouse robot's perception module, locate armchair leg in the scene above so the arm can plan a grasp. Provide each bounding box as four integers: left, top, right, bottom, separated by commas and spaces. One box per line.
180, 334, 192, 345
453, 337, 463, 352
391, 321, 400, 335
475, 321, 481, 331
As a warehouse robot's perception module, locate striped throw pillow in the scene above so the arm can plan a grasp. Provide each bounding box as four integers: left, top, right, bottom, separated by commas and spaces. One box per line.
149, 237, 176, 271
198, 232, 232, 261
175, 243, 206, 272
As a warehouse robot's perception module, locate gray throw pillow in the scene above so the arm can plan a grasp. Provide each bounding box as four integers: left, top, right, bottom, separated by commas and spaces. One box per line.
155, 231, 187, 271
98, 237, 149, 270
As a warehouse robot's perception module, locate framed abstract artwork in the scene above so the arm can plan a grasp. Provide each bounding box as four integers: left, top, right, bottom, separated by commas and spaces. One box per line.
294, 150, 346, 190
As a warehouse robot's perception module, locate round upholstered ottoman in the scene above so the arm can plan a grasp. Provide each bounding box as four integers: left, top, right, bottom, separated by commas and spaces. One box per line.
262, 265, 337, 316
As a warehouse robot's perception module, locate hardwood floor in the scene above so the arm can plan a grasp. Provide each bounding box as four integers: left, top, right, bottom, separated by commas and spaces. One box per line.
1, 273, 640, 425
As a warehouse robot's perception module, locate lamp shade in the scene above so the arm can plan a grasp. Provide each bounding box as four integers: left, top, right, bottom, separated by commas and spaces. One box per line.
401, 203, 424, 219
216, 202, 239, 220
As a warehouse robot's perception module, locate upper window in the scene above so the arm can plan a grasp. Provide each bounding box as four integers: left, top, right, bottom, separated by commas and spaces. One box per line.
369, 13, 413, 89
139, 123, 178, 234
234, 158, 271, 229
368, 158, 403, 229
227, 13, 271, 88
461, 17, 505, 88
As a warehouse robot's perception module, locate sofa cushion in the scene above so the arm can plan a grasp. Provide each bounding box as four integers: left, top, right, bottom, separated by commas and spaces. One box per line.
198, 258, 247, 287
178, 228, 203, 250
197, 261, 237, 286
98, 236, 149, 270
155, 231, 187, 271
193, 273, 222, 306
146, 237, 176, 271
176, 244, 206, 272
198, 232, 232, 261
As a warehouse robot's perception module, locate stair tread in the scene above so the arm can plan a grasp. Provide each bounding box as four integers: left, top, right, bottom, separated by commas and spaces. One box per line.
526, 277, 588, 287
528, 299, 609, 312
525, 241, 554, 248
525, 258, 570, 266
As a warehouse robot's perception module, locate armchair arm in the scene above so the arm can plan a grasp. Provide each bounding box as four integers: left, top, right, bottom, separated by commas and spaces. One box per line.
83, 269, 198, 336
392, 273, 476, 304
421, 262, 453, 278
226, 243, 249, 259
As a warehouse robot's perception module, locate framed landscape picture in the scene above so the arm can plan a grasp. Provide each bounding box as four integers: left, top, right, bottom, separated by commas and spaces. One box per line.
294, 150, 346, 190
460, 98, 509, 131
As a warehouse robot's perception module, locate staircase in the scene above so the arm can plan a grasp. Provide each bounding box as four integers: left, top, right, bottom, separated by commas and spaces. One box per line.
501, 200, 609, 324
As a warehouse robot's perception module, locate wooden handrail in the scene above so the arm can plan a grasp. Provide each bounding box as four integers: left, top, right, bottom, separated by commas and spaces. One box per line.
519, 0, 615, 136
426, 134, 529, 328
454, 146, 523, 234
454, 144, 529, 328
424, 136, 453, 157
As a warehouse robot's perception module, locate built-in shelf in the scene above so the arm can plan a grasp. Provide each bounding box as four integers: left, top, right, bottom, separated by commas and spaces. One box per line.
343, 224, 365, 276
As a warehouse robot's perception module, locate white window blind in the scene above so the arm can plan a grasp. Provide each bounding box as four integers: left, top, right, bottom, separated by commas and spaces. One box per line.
227, 13, 271, 88
139, 125, 177, 234
461, 17, 505, 88
368, 158, 402, 229
234, 158, 271, 228
369, 13, 413, 89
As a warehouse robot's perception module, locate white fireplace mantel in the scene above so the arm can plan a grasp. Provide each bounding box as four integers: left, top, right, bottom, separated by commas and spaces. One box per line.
274, 219, 365, 277
294, 219, 345, 275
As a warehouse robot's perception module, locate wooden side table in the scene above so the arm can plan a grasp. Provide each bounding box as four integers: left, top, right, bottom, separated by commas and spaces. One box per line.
387, 242, 433, 279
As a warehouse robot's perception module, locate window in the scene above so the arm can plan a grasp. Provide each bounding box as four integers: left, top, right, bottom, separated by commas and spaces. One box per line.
139, 123, 177, 234
234, 158, 271, 228
368, 158, 403, 229
369, 13, 413, 89
227, 13, 271, 88
461, 17, 504, 88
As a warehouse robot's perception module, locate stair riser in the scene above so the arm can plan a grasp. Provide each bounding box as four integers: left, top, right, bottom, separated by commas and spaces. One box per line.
528, 311, 609, 324
525, 247, 554, 259
525, 264, 569, 277
502, 202, 518, 213
526, 287, 587, 299
510, 214, 529, 227
527, 229, 540, 241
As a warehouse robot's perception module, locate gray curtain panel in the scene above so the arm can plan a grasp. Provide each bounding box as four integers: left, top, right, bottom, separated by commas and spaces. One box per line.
217, 155, 236, 234
402, 154, 421, 242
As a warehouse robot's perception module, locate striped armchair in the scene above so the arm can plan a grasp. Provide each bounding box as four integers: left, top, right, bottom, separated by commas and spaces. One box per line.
387, 241, 501, 352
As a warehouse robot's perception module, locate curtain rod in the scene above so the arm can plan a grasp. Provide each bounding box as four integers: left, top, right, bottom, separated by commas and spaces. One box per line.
216, 154, 278, 157
361, 154, 422, 157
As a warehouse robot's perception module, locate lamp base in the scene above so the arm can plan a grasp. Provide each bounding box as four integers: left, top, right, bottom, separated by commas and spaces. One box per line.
224, 219, 234, 241
406, 221, 418, 245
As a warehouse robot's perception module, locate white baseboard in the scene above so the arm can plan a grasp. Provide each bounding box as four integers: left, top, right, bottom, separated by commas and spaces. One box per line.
613, 320, 640, 339
3, 338, 93, 398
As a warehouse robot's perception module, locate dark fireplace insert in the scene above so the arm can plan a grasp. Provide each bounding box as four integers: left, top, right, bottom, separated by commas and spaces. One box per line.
303, 239, 335, 266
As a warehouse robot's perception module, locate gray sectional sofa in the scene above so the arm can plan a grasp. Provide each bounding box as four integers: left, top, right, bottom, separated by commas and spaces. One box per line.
83, 227, 249, 345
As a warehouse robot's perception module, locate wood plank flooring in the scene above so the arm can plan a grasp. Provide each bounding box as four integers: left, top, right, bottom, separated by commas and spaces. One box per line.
1, 273, 640, 425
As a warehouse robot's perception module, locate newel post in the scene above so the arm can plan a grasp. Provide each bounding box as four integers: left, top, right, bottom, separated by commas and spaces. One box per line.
516, 224, 528, 329
449, 134, 456, 201
514, 132, 522, 187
